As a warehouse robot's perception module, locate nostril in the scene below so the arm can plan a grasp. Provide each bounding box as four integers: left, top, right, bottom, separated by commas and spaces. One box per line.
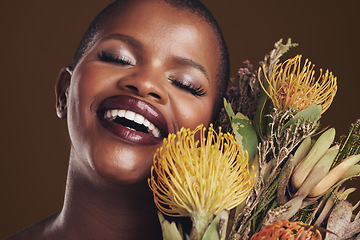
126, 85, 138, 92
149, 92, 161, 99
124, 84, 161, 100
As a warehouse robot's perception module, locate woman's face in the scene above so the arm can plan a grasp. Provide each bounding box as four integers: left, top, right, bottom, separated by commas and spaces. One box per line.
60, 0, 221, 184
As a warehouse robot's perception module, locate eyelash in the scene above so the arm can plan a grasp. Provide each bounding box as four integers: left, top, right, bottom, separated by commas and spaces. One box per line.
170, 79, 206, 96
97, 50, 134, 66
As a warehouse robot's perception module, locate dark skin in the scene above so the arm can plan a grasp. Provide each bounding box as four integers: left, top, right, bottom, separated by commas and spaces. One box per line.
7, 0, 223, 239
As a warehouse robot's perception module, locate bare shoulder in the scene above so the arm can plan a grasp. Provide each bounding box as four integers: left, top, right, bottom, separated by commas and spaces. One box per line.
5, 213, 60, 240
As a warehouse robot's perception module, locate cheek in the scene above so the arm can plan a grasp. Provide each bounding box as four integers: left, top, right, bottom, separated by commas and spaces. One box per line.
66, 67, 105, 156
66, 79, 91, 163
67, 75, 93, 130
67, 64, 112, 124
173, 96, 215, 130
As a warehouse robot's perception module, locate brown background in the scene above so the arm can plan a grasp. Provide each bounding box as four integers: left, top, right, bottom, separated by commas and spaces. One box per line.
1, 0, 359, 238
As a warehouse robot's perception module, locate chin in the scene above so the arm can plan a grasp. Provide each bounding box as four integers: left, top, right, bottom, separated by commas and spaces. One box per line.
89, 145, 157, 186
97, 166, 152, 185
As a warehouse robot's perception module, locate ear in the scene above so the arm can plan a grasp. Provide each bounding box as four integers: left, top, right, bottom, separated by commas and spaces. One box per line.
55, 67, 72, 119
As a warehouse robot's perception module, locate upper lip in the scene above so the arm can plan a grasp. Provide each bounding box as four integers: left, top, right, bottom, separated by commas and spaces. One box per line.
96, 95, 169, 138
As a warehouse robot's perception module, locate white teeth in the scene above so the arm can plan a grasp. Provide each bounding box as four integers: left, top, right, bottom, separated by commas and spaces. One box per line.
103, 109, 162, 138
134, 114, 144, 124
143, 119, 150, 127
151, 128, 161, 138
106, 110, 112, 119
111, 109, 118, 118
118, 109, 126, 117
125, 111, 135, 120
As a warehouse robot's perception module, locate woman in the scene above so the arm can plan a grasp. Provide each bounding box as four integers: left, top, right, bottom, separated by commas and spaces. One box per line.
6, 0, 229, 239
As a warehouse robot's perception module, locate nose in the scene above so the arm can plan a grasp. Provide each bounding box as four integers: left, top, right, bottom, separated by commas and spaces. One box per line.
117, 68, 168, 104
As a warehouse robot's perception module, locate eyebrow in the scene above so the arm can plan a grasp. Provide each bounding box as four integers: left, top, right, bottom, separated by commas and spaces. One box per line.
172, 57, 209, 82
101, 33, 143, 51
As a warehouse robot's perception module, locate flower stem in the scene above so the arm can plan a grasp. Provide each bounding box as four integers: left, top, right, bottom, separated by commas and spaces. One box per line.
190, 211, 213, 240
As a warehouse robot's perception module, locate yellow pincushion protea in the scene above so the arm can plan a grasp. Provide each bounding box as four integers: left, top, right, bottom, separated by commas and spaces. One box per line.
251, 220, 323, 240
259, 55, 337, 114
148, 124, 255, 237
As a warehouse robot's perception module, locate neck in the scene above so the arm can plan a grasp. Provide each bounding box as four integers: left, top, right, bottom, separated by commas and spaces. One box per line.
51, 150, 162, 240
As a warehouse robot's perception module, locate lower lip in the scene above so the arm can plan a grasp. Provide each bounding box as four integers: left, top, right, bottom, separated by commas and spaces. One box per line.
98, 117, 163, 145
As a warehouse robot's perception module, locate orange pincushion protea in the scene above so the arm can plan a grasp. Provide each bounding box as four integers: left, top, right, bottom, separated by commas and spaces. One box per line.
259, 55, 337, 114
148, 124, 255, 238
251, 220, 323, 240
149, 124, 255, 219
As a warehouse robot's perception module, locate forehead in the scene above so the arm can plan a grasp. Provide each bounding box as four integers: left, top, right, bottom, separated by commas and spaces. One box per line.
104, 0, 211, 32
92, 0, 221, 81
100, 0, 219, 49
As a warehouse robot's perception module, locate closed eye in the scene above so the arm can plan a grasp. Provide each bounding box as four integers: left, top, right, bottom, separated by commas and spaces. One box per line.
170, 79, 206, 96
97, 50, 135, 66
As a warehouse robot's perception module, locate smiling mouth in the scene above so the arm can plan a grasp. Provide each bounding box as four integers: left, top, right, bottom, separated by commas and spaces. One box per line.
103, 109, 161, 138
96, 95, 168, 145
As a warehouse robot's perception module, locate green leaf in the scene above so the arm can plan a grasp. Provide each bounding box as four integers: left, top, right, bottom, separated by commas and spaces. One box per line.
231, 112, 259, 161
253, 82, 270, 141
158, 212, 183, 240
202, 210, 229, 240
224, 98, 235, 119
282, 104, 322, 132
223, 99, 259, 160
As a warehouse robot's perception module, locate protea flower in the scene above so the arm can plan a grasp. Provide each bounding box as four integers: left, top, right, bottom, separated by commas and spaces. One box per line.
148, 124, 255, 239
259, 55, 337, 113
251, 220, 323, 240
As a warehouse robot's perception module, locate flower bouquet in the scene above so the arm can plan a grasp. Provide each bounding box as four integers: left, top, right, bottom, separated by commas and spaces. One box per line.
148, 39, 360, 240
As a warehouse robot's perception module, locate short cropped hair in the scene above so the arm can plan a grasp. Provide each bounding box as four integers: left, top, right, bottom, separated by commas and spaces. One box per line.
71, 0, 230, 120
